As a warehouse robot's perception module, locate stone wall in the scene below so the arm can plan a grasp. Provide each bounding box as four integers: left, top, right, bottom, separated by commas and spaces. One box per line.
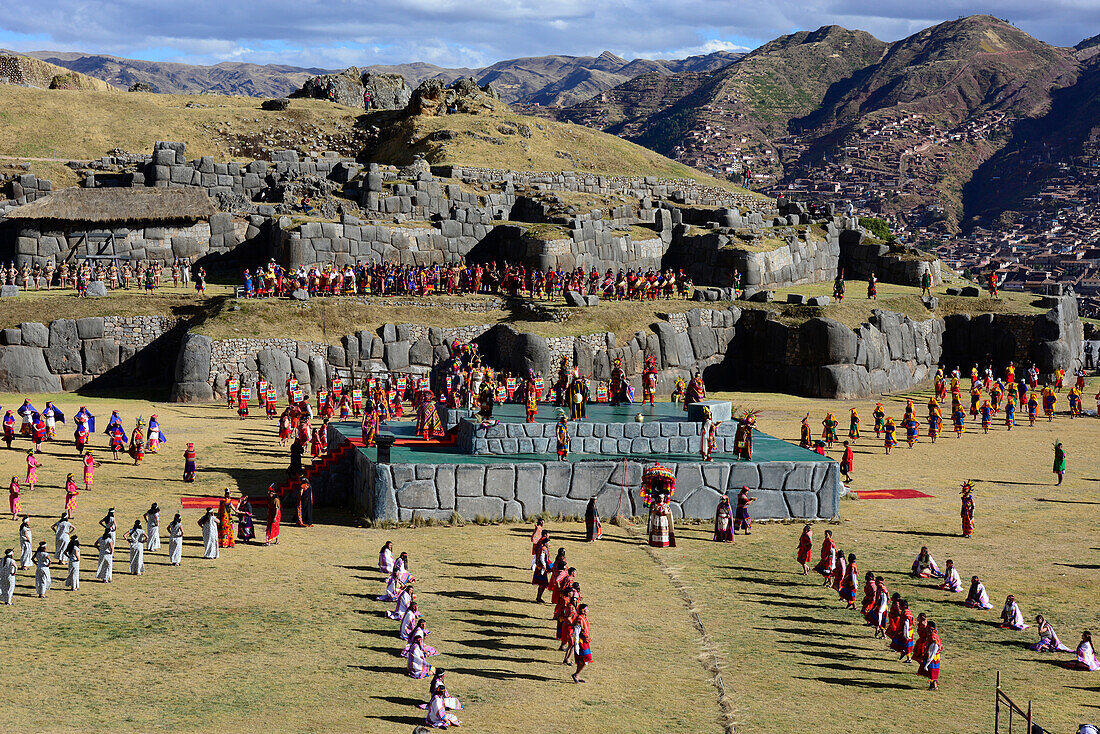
445, 166, 766, 211
0, 174, 52, 217
839, 236, 943, 287
349, 442, 840, 523
0, 315, 181, 392
456, 417, 741, 455
11, 219, 238, 266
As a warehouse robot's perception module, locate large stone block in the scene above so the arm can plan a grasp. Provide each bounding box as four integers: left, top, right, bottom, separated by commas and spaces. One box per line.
727, 462, 761, 489
758, 461, 794, 490
514, 464, 545, 515
82, 338, 119, 375
680, 486, 724, 519
800, 317, 857, 365
485, 465, 516, 498
674, 463, 705, 503
435, 466, 456, 510
19, 322, 48, 348
543, 495, 588, 517
396, 478, 440, 510
383, 341, 410, 370
0, 346, 62, 392
75, 317, 104, 339
748, 489, 790, 519
784, 491, 818, 519
568, 462, 615, 499
455, 495, 505, 520
455, 465, 487, 497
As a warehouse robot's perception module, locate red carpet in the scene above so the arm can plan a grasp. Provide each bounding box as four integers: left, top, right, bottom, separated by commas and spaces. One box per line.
852, 489, 934, 500
181, 496, 271, 509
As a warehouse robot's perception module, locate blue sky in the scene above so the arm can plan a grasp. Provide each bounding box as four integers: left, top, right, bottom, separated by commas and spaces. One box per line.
0, 1, 1095, 68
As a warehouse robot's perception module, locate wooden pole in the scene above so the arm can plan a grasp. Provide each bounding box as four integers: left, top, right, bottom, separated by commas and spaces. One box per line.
995, 671, 1000, 734
1026, 701, 1032, 734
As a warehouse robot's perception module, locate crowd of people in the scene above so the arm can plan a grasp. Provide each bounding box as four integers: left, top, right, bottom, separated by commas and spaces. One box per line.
0, 258, 203, 295
794, 520, 1099, 689
239, 258, 697, 301
530, 519, 595, 684
800, 362, 1096, 485
376, 542, 465, 727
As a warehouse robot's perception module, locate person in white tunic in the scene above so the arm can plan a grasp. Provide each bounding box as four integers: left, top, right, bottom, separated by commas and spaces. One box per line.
18, 517, 33, 569
99, 509, 117, 545
126, 520, 146, 575
143, 503, 161, 552
378, 541, 394, 574
64, 537, 80, 591
167, 513, 183, 566
199, 509, 219, 559
32, 541, 51, 597
388, 585, 415, 620
938, 559, 963, 593
94, 530, 114, 583
999, 595, 1030, 630
52, 513, 73, 562
1030, 614, 1071, 652
0, 548, 16, 604
964, 576, 993, 609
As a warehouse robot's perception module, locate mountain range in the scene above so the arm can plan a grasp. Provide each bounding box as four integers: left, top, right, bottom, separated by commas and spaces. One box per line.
553, 15, 1099, 232
23, 49, 742, 106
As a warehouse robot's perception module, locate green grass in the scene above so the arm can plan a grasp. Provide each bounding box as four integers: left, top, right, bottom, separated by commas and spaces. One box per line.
741, 281, 1048, 329
0, 381, 1097, 732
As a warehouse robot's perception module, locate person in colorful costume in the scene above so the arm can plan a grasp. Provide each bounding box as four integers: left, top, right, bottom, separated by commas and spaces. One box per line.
555, 411, 570, 461
960, 481, 975, 537
821, 412, 838, 447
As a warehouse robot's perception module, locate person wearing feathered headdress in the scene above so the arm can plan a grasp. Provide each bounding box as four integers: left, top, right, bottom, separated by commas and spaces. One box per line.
641, 355, 658, 406
821, 412, 838, 448
960, 481, 975, 537
799, 414, 812, 449
555, 410, 570, 462
872, 403, 886, 439
848, 408, 860, 441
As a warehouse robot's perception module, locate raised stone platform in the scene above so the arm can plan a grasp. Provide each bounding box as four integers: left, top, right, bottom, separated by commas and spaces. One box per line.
330, 401, 841, 524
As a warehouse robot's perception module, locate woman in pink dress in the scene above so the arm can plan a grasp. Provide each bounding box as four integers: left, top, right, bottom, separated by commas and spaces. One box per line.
25, 450, 40, 491
8, 477, 21, 520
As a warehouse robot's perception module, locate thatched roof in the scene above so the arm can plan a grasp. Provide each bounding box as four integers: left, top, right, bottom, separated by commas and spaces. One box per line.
4, 187, 216, 224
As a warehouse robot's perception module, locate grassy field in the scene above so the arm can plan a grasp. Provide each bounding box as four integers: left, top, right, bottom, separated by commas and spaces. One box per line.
743, 281, 1050, 329
0, 382, 1097, 733
0, 86, 364, 163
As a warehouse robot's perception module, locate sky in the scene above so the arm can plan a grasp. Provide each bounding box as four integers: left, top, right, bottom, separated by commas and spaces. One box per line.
1, 1, 1097, 69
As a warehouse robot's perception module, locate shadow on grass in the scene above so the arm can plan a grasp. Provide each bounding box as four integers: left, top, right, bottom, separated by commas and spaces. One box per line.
781, 646, 863, 661
796, 675, 914, 689
997, 480, 1051, 487
337, 564, 379, 573
765, 614, 853, 627
800, 660, 907, 675
459, 637, 546, 652
376, 695, 422, 707
375, 714, 425, 726
442, 560, 516, 570
725, 575, 808, 588
462, 608, 534, 619
1054, 562, 1100, 570
1036, 498, 1100, 506
864, 528, 959, 538
461, 574, 529, 585
433, 589, 518, 604
447, 665, 554, 682
763, 626, 868, 639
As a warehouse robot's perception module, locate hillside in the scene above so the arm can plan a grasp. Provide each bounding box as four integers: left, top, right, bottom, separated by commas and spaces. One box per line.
365, 102, 755, 187
0, 84, 753, 190
28, 48, 740, 107
0, 86, 365, 165
0, 51, 115, 91
556, 26, 887, 178
555, 15, 1089, 233
26, 51, 329, 97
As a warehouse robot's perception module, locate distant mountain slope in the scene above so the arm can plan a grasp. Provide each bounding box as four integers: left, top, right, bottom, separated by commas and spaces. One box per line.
0, 51, 116, 91
26, 52, 329, 97
25, 49, 740, 105
558, 26, 885, 178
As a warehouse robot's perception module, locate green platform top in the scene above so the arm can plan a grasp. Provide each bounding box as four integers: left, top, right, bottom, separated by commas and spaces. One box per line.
331, 409, 832, 466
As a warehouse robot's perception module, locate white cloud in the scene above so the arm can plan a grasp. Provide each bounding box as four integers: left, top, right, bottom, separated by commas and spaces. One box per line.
0, 0, 1095, 69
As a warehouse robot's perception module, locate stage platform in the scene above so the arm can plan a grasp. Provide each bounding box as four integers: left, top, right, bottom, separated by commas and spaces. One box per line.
329, 400, 841, 524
